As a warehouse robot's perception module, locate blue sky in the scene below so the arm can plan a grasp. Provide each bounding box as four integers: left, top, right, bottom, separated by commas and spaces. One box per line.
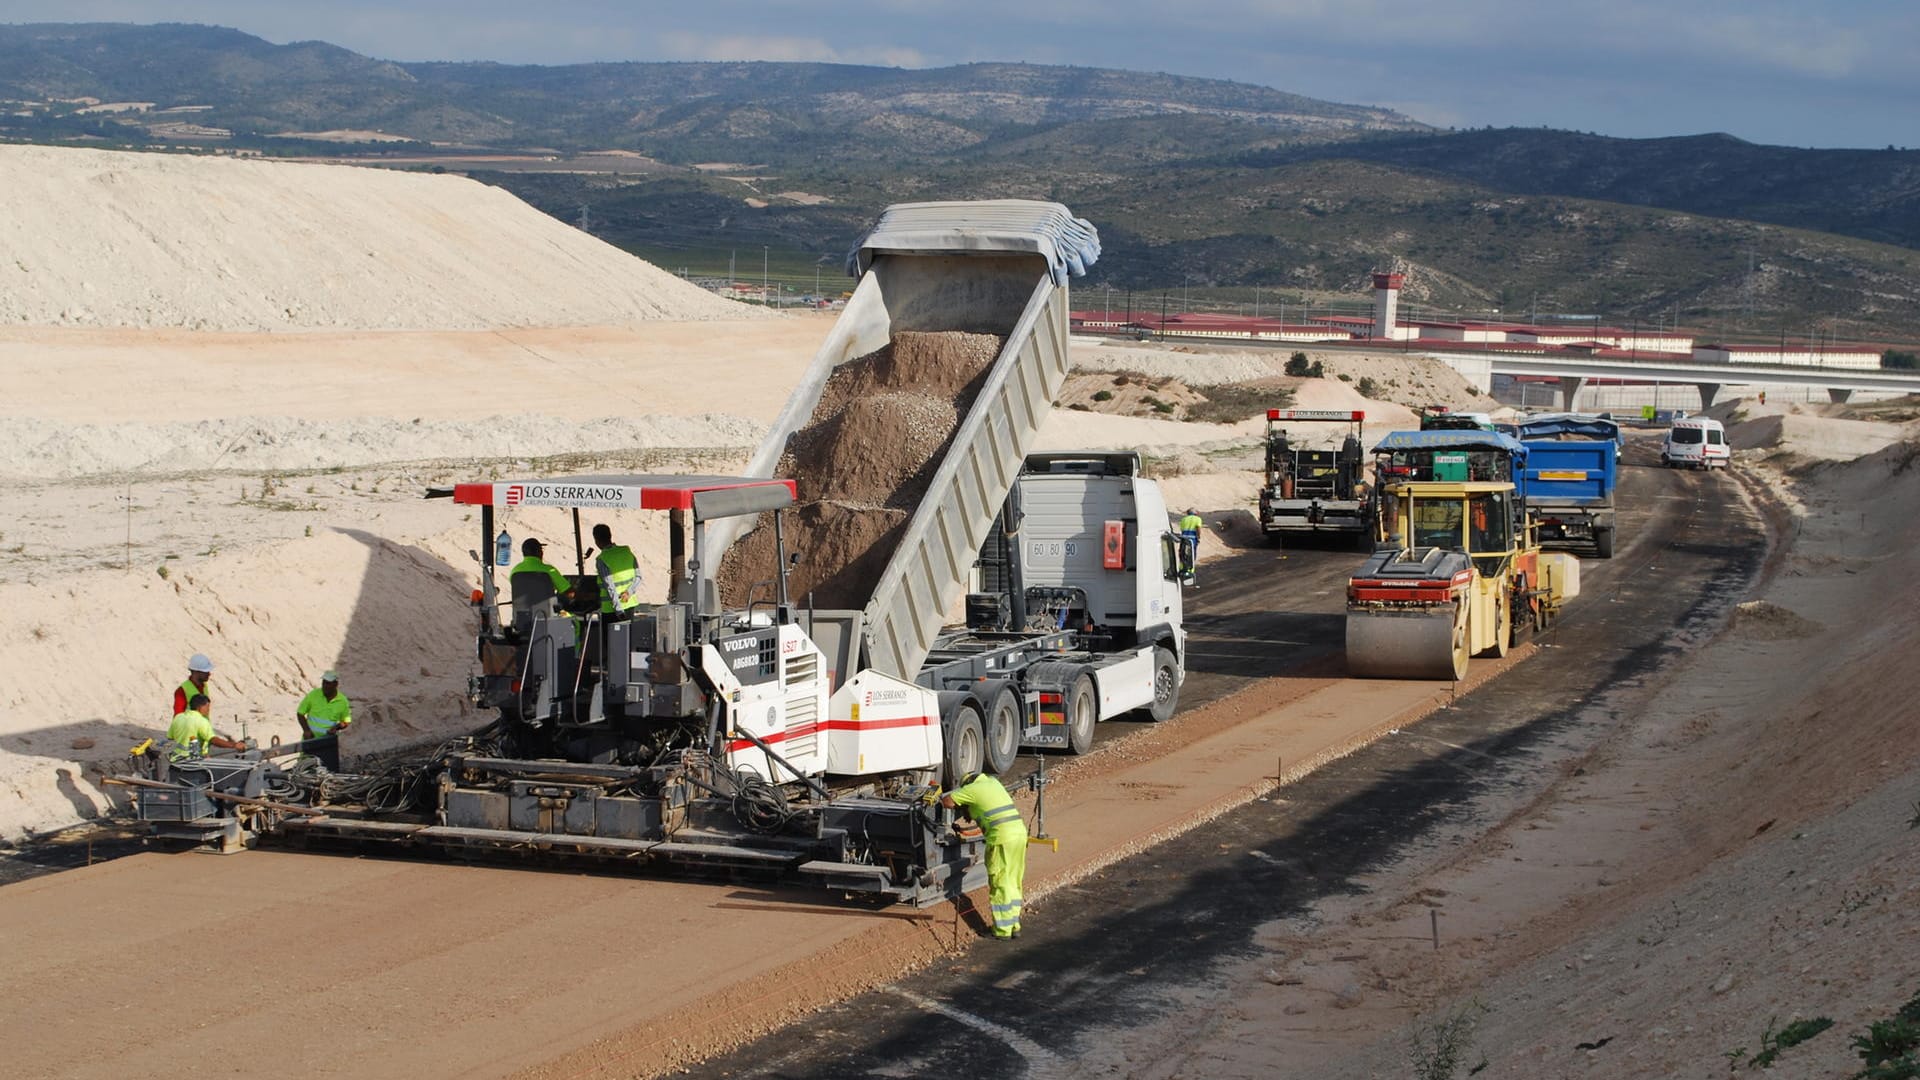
3, 0, 1914, 148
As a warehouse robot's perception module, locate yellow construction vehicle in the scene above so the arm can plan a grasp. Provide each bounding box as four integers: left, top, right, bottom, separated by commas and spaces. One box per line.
1346, 432, 1577, 680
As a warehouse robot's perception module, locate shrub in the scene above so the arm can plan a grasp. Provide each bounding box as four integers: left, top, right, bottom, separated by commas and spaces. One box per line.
1358, 376, 1380, 397
1285, 351, 1311, 376
1092, 389, 1114, 402
1885, 349, 1919, 370
1187, 384, 1292, 424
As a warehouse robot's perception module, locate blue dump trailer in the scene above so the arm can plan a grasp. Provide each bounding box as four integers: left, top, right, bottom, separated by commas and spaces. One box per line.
1516, 414, 1621, 559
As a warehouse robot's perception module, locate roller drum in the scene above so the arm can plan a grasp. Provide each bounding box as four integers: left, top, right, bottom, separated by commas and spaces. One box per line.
1345, 606, 1469, 680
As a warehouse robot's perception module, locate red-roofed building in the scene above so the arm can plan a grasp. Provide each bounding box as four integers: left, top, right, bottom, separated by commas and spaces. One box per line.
1693, 342, 1881, 370
1084, 312, 1357, 343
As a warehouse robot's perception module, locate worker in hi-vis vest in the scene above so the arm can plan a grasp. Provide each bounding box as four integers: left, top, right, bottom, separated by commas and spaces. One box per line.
592, 524, 642, 616
941, 771, 1028, 939
296, 670, 353, 771
172, 653, 214, 717
509, 538, 574, 599
1177, 508, 1203, 579
167, 693, 246, 761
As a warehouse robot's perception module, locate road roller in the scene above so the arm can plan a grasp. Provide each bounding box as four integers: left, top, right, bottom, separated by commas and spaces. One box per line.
1346, 474, 1574, 681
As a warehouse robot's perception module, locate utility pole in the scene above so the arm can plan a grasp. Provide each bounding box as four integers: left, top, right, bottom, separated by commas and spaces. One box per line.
729, 249, 736, 294
762, 246, 769, 307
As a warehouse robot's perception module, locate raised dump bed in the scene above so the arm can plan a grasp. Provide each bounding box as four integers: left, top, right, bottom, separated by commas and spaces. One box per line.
711, 200, 1100, 681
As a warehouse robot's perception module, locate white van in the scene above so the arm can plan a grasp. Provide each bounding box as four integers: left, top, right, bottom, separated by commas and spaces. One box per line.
1661, 417, 1731, 469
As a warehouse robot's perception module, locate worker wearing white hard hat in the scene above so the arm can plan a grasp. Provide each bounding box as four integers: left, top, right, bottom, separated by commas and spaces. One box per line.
172, 653, 214, 718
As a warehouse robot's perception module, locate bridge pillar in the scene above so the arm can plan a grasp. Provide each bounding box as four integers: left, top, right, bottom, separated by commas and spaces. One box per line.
1558, 376, 1587, 410
1696, 383, 1721, 409
1828, 387, 1855, 404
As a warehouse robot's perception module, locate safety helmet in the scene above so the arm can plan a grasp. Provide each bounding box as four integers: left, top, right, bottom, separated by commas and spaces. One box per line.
188, 653, 214, 673
960, 770, 982, 788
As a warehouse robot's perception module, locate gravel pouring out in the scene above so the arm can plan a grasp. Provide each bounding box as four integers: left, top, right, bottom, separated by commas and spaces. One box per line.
719, 330, 1002, 609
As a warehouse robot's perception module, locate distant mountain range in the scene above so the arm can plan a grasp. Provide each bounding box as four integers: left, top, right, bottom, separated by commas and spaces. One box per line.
4, 22, 1919, 342
0, 23, 1422, 152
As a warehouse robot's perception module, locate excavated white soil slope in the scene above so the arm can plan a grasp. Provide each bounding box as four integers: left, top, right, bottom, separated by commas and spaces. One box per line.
0, 144, 759, 330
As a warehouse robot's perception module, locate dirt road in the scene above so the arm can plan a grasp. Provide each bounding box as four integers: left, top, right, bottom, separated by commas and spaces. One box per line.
0, 448, 1702, 1080
681, 450, 1757, 1077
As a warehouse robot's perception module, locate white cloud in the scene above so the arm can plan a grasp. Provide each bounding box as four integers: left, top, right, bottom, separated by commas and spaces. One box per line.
657, 31, 925, 68
1684, 11, 1867, 78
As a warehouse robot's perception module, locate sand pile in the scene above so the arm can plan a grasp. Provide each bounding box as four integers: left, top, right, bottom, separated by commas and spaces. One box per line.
720, 331, 1002, 609
0, 144, 760, 331
1726, 411, 1916, 463
0, 526, 478, 838
1728, 598, 1826, 640
1291, 376, 1419, 434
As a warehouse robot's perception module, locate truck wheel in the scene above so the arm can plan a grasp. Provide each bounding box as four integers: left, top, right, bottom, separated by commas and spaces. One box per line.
1594, 527, 1616, 559
1066, 673, 1098, 755
942, 701, 985, 788
1146, 646, 1181, 722
984, 687, 1021, 775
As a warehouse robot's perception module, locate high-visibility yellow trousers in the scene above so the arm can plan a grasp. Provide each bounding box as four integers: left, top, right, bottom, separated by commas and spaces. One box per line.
986, 829, 1027, 937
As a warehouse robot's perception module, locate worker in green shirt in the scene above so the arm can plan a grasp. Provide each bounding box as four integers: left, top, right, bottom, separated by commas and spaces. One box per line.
296, 670, 353, 770
510, 538, 575, 602
941, 771, 1028, 939
167, 694, 246, 761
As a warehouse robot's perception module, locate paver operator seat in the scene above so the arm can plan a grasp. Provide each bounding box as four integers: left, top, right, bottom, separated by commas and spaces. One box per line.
510, 572, 559, 637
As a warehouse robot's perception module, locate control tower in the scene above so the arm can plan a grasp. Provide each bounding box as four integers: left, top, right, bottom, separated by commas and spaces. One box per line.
1371, 271, 1403, 338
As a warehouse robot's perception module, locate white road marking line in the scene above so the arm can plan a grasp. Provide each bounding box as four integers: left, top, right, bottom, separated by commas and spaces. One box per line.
891, 988, 1067, 1076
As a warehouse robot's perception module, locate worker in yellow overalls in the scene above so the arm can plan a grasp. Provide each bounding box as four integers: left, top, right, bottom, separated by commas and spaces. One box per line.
942, 771, 1028, 939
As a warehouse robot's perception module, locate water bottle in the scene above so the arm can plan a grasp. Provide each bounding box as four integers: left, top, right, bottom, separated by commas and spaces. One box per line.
495, 529, 513, 566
